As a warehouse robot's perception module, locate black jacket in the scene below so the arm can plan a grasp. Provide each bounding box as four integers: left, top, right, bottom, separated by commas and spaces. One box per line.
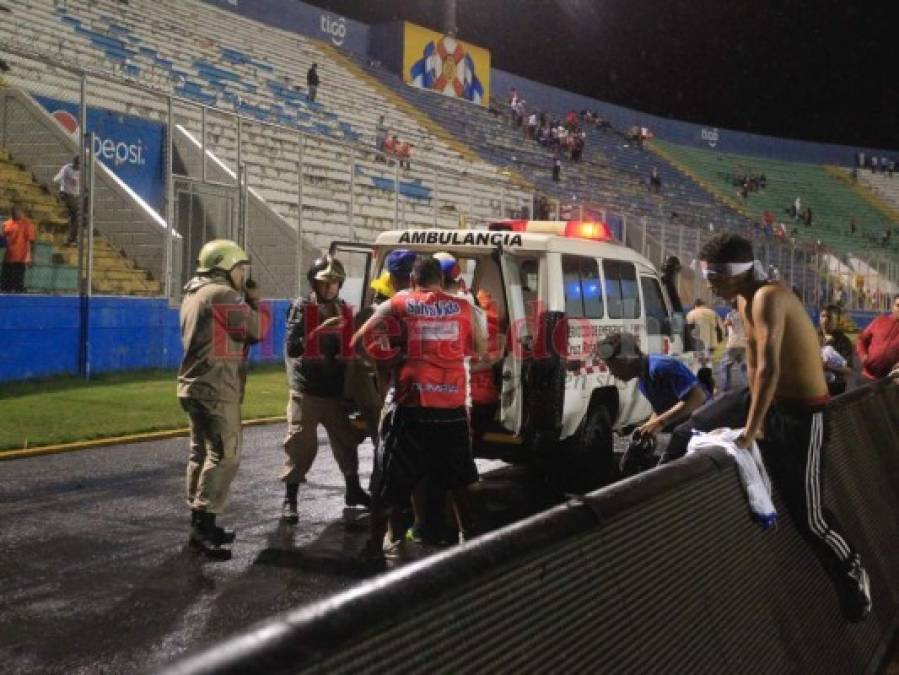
285, 295, 348, 397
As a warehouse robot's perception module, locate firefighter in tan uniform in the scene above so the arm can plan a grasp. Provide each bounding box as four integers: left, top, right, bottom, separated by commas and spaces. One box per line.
178, 239, 270, 559
280, 255, 371, 523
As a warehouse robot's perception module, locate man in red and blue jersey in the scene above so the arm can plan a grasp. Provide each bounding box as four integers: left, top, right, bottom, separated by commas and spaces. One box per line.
351, 256, 486, 568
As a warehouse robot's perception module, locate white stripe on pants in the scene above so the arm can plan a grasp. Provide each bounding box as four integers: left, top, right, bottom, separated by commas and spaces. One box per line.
805, 411, 851, 561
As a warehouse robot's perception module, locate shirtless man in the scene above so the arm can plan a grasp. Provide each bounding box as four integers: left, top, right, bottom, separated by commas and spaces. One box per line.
664, 233, 871, 623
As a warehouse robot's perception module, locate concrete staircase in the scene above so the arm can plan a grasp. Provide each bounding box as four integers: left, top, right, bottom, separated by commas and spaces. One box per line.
0, 146, 161, 295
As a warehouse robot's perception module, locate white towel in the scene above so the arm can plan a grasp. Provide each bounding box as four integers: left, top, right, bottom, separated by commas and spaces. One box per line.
687, 428, 777, 529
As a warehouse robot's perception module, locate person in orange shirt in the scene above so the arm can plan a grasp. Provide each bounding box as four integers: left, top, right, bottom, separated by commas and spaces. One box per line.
1, 205, 36, 293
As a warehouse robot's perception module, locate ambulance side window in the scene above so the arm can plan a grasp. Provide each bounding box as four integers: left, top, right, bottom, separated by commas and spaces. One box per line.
640, 276, 671, 335
603, 260, 641, 319
562, 255, 603, 318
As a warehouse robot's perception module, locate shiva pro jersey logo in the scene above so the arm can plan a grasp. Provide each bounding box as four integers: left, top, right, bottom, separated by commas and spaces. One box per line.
405, 300, 461, 317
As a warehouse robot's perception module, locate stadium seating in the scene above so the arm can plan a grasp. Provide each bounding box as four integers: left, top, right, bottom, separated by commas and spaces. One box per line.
0, 146, 161, 294
847, 168, 899, 221
652, 139, 899, 256
1, 0, 531, 258
350, 57, 760, 241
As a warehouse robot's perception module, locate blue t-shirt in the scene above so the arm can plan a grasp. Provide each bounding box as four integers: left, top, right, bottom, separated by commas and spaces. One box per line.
637, 354, 706, 414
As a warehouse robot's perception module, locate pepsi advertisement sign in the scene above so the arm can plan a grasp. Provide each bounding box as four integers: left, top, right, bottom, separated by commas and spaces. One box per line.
35, 95, 166, 213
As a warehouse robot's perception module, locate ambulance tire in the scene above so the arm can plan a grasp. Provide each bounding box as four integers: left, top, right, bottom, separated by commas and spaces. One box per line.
559, 403, 615, 493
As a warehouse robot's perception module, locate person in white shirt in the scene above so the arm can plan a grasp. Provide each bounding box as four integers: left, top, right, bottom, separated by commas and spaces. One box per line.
53, 155, 81, 246
720, 299, 747, 392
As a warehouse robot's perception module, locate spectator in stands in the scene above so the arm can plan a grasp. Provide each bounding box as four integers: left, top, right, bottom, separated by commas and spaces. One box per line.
526, 112, 538, 139
571, 131, 585, 162
793, 196, 802, 220
552, 154, 561, 182
54, 155, 81, 246
818, 305, 854, 396
629, 125, 643, 149
396, 140, 413, 170
375, 115, 388, 155
664, 232, 872, 623
1, 204, 36, 294
383, 133, 397, 161
649, 167, 662, 193
306, 63, 320, 102
856, 294, 899, 380
597, 331, 709, 443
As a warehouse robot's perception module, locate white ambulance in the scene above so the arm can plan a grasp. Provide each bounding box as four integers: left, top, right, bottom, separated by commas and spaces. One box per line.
333, 220, 690, 488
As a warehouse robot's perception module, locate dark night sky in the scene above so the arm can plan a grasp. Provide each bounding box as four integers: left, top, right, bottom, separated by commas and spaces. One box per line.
303, 0, 897, 150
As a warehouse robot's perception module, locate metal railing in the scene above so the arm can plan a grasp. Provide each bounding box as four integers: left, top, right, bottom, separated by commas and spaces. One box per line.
1, 44, 897, 312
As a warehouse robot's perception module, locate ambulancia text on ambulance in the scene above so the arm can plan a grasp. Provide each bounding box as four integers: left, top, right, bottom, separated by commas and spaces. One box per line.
332, 220, 691, 489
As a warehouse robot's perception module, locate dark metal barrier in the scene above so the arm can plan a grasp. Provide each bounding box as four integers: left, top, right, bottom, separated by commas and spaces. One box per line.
160, 378, 899, 675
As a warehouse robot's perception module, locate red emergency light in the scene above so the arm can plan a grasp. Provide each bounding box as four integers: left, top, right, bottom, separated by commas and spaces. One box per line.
564, 220, 612, 241
487, 220, 613, 241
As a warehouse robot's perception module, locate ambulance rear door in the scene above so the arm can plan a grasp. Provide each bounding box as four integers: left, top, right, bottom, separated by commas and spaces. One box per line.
329, 241, 374, 313
497, 249, 528, 434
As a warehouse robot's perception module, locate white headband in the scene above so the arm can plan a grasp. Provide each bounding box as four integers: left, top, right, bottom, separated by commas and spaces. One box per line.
701, 260, 769, 281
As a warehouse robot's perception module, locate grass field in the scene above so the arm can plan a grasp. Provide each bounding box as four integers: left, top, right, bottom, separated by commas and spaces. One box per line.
0, 365, 290, 452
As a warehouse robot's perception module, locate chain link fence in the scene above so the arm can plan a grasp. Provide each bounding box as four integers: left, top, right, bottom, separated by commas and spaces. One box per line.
1, 46, 897, 313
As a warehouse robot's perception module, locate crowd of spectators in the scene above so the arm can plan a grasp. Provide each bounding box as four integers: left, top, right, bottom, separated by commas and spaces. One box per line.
857, 151, 895, 177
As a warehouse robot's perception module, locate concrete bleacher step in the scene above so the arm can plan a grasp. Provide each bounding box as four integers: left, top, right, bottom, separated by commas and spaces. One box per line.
1, 144, 163, 296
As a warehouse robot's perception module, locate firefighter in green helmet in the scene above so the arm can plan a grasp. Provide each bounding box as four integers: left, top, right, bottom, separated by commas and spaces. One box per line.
177, 239, 271, 560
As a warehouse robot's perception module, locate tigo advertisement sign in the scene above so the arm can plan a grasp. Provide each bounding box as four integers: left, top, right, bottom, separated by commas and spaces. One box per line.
402, 22, 490, 106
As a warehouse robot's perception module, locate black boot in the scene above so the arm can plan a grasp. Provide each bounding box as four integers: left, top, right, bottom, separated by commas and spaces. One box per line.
344, 473, 371, 508
189, 511, 232, 561
281, 483, 299, 524
191, 509, 235, 544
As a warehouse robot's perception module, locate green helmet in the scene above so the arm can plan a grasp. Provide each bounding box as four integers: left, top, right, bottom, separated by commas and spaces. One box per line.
196, 239, 250, 273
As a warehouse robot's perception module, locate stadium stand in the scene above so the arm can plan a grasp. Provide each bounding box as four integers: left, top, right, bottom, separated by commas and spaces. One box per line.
0, 0, 532, 261
0, 0, 893, 303
652, 139, 899, 256
845, 167, 899, 222
0, 145, 160, 294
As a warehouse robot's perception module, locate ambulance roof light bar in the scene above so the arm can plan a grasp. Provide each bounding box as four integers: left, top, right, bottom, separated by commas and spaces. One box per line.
488, 220, 614, 242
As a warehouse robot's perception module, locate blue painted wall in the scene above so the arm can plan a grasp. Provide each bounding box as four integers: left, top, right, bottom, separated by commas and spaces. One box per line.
202, 0, 369, 55
0, 296, 290, 383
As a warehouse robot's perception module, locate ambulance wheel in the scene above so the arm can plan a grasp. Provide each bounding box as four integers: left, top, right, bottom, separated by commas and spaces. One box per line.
559, 403, 615, 492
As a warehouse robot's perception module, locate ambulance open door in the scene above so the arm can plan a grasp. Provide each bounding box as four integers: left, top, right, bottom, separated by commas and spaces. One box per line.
498, 249, 526, 435
328, 241, 374, 313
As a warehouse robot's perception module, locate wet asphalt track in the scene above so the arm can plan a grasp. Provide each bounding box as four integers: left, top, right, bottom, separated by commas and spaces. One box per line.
0, 423, 594, 674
